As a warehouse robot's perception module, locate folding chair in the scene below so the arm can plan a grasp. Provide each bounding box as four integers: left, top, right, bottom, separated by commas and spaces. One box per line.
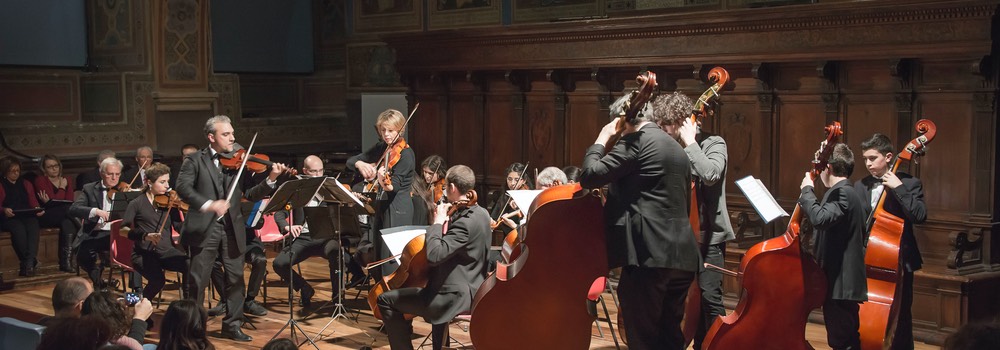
588, 276, 621, 349
109, 220, 142, 293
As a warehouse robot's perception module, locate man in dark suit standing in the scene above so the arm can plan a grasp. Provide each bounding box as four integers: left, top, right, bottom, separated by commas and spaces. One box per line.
854, 133, 927, 350
799, 143, 869, 350
69, 157, 124, 289
376, 165, 491, 350
175, 115, 288, 342
579, 93, 700, 350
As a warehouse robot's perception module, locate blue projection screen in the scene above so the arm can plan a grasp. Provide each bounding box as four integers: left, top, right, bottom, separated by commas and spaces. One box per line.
211, 0, 314, 73
0, 0, 88, 67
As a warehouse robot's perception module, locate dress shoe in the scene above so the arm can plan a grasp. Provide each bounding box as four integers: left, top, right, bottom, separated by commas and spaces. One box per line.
300, 284, 315, 308
207, 303, 227, 317
244, 300, 268, 316
221, 328, 253, 342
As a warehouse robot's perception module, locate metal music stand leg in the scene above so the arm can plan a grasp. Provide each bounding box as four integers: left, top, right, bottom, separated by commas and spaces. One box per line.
309, 203, 375, 347
270, 217, 321, 350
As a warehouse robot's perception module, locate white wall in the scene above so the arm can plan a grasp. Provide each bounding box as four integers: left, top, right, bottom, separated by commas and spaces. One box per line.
360, 94, 409, 151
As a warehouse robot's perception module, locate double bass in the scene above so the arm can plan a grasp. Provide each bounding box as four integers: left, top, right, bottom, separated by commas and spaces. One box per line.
859, 119, 936, 350
702, 122, 842, 350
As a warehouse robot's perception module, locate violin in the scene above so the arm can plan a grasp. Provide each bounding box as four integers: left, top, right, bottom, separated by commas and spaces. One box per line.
490, 162, 530, 230
106, 181, 133, 201
218, 148, 298, 177
604, 71, 657, 154
366, 190, 477, 320
153, 189, 190, 213
431, 178, 445, 204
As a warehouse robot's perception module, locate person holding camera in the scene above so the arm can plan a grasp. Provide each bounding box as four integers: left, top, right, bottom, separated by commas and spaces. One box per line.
81, 291, 153, 350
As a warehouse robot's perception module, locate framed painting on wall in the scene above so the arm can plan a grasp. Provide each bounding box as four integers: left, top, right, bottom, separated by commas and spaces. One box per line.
428, 0, 501, 29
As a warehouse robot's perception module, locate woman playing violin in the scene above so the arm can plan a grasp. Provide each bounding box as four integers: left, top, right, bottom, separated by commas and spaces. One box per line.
411, 155, 446, 225
489, 162, 531, 235
123, 162, 189, 301
347, 108, 416, 277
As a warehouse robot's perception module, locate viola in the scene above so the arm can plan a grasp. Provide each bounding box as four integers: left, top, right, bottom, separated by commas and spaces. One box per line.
218, 148, 298, 177
858, 119, 936, 350
366, 191, 478, 320
604, 71, 657, 154
470, 184, 607, 349
702, 122, 841, 350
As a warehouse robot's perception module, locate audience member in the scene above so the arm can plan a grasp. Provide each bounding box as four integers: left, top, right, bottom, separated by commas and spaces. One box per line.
38, 276, 94, 325
82, 291, 153, 350
76, 150, 116, 191
158, 300, 215, 350
0, 156, 44, 276
943, 322, 1000, 350
34, 153, 79, 272
262, 338, 297, 350
37, 315, 112, 350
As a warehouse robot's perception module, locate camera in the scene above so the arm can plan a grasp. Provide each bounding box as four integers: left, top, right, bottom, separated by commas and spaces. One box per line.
124, 292, 140, 306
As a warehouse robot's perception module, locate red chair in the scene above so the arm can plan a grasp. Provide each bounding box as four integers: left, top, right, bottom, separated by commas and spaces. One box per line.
588, 276, 621, 349
108, 220, 141, 293
258, 213, 287, 303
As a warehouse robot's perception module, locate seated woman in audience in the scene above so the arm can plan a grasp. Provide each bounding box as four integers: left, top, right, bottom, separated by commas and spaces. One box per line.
158, 299, 215, 350
33, 154, 78, 272
37, 315, 112, 350
82, 291, 153, 350
0, 156, 44, 276
123, 163, 188, 301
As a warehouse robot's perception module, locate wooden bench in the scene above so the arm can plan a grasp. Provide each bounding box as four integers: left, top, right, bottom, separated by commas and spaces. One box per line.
0, 228, 71, 291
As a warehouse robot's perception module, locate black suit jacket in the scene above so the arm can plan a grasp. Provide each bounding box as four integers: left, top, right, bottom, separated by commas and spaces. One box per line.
121, 168, 145, 190
854, 172, 927, 271
579, 123, 700, 272
68, 181, 114, 246
421, 204, 492, 324
799, 179, 868, 301
75, 169, 101, 192
175, 148, 275, 254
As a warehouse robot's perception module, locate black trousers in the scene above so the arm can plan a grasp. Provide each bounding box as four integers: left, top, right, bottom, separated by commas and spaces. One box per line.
77, 234, 110, 288
271, 235, 341, 293
824, 299, 862, 350
133, 248, 188, 300
891, 269, 916, 350
211, 246, 266, 302
617, 266, 696, 350
186, 222, 245, 332
3, 217, 40, 266
694, 242, 727, 349
377, 287, 450, 350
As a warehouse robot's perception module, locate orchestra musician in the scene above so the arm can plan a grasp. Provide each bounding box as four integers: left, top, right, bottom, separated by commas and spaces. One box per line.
798, 143, 868, 350
412, 155, 447, 225
69, 157, 125, 288
122, 162, 188, 301
175, 115, 288, 342
579, 93, 700, 350
534, 166, 567, 190
122, 146, 154, 189
270, 155, 346, 306
347, 109, 415, 278
854, 133, 927, 350
376, 165, 491, 350
489, 162, 531, 235
654, 91, 736, 348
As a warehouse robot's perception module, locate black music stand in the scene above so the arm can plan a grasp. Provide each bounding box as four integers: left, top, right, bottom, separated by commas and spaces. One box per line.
109, 191, 142, 220
261, 177, 326, 350
309, 178, 375, 347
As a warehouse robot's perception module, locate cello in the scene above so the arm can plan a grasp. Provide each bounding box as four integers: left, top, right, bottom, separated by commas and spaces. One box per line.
858, 119, 936, 350
702, 122, 842, 350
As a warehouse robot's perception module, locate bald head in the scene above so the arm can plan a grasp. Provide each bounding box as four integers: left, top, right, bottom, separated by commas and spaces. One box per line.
302, 155, 324, 177
52, 277, 93, 317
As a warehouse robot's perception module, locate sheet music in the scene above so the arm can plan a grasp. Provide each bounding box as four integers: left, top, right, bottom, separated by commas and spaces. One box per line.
381, 226, 428, 265
734, 175, 789, 223
507, 190, 543, 219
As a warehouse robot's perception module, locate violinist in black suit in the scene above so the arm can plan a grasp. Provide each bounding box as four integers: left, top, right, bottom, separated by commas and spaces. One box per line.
68, 157, 124, 289
376, 165, 491, 350
579, 93, 700, 350
799, 143, 868, 350
121, 146, 154, 189
175, 115, 288, 342
854, 133, 927, 350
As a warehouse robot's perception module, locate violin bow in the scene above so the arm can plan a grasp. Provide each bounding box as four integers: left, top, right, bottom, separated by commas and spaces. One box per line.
366, 103, 420, 192
218, 132, 258, 222
126, 159, 150, 189
491, 162, 529, 224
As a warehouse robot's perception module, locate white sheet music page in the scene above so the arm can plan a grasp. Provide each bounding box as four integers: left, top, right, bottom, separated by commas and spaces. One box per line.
734, 175, 789, 223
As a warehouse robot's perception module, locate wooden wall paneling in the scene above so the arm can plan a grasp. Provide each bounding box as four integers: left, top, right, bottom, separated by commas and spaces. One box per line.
564, 69, 609, 168
81, 74, 125, 124
446, 73, 487, 178
0, 74, 80, 124
914, 92, 973, 222
407, 75, 448, 163
523, 71, 567, 170
483, 72, 527, 189
771, 64, 829, 204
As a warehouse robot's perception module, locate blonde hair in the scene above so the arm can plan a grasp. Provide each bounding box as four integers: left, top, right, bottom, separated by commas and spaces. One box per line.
376, 109, 406, 132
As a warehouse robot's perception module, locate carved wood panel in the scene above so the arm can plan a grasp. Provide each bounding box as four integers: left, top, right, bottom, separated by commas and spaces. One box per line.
524, 79, 566, 169
483, 77, 525, 187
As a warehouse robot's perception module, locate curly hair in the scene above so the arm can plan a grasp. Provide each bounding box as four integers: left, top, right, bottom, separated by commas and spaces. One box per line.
144, 162, 171, 186
648, 91, 694, 127
81, 291, 131, 340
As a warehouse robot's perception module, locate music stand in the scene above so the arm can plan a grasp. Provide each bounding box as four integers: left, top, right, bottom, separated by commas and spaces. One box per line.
261, 177, 326, 350
309, 178, 375, 347
109, 191, 142, 221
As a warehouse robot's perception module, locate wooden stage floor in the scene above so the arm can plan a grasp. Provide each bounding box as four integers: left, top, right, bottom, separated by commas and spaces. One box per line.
0, 257, 942, 350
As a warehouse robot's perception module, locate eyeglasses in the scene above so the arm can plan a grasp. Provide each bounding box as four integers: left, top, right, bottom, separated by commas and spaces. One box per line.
44, 164, 60, 169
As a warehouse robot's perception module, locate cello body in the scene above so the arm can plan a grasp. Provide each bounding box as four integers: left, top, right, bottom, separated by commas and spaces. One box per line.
367, 234, 428, 320
858, 119, 936, 350
470, 184, 607, 349
704, 122, 843, 350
